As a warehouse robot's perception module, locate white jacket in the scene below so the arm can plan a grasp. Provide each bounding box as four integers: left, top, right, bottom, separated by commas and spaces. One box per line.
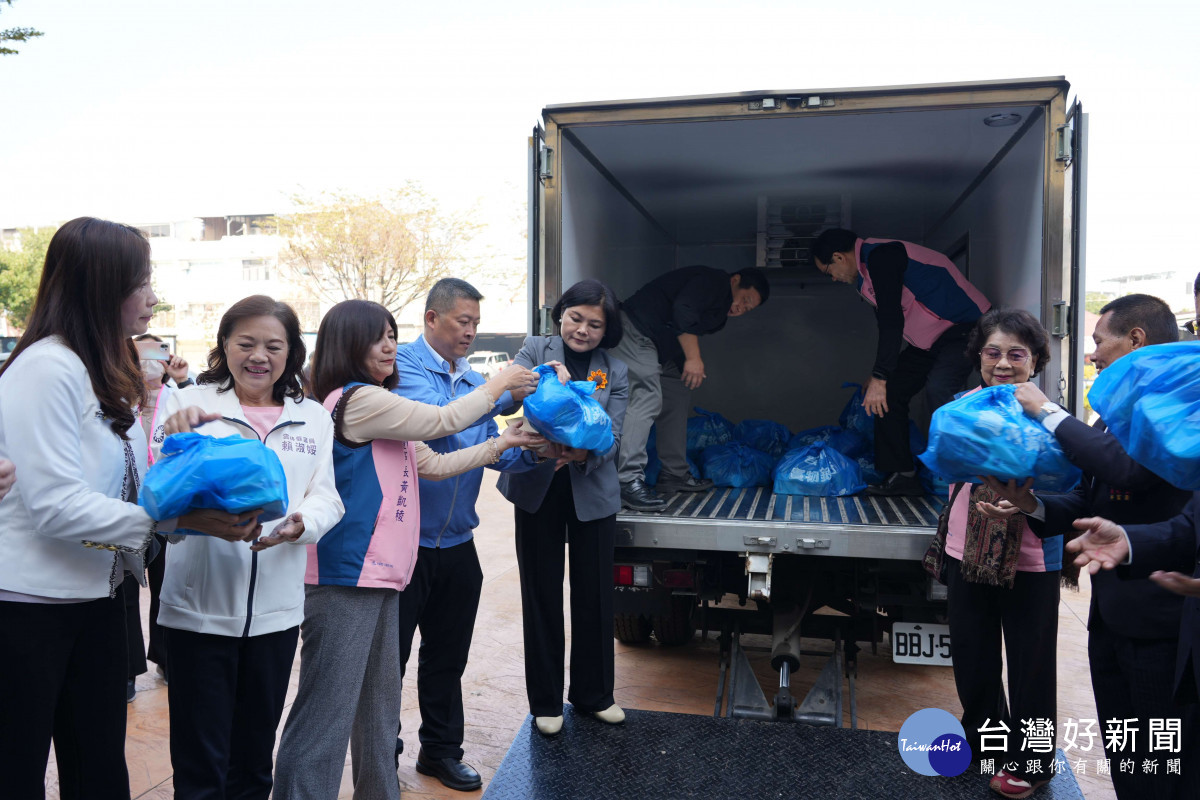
156, 383, 344, 637
0, 337, 158, 599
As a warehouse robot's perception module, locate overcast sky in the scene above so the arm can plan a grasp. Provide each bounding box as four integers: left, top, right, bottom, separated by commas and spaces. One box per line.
2, 0, 1197, 284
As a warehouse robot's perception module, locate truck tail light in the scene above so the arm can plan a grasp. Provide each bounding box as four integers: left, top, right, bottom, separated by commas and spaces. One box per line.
613, 564, 651, 587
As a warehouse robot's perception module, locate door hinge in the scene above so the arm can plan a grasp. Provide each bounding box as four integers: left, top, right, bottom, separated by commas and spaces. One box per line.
1051, 301, 1071, 337
539, 146, 554, 182
1055, 124, 1073, 164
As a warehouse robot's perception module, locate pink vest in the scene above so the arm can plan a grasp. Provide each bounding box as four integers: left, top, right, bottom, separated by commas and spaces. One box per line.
304, 387, 422, 591
855, 238, 991, 350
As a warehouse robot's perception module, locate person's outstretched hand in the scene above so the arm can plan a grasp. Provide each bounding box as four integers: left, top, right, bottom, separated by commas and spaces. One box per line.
1066, 516, 1130, 575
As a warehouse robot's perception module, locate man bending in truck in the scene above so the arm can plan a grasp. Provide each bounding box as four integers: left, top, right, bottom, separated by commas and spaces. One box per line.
613, 266, 770, 511
811, 228, 990, 497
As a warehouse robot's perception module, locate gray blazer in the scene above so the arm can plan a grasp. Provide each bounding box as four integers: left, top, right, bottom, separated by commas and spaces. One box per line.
496, 336, 628, 521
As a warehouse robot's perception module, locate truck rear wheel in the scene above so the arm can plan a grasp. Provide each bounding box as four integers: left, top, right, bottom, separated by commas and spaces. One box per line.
652, 596, 696, 646
613, 613, 652, 644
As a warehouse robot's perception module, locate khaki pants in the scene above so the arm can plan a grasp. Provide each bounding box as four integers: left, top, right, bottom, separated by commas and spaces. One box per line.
611, 312, 691, 485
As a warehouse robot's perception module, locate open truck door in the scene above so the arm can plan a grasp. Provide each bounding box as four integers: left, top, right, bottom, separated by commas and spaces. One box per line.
1058, 99, 1088, 413
528, 124, 553, 335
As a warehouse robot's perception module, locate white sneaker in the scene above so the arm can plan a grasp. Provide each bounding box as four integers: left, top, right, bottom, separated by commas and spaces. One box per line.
535, 715, 563, 736
592, 704, 625, 724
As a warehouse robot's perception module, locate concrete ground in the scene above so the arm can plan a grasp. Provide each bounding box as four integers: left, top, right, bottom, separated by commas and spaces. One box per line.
45, 471, 1115, 799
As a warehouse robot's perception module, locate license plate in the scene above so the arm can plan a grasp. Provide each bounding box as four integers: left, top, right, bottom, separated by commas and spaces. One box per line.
891, 622, 953, 666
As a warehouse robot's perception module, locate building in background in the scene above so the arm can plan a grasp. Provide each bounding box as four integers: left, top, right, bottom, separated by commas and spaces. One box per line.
138, 213, 526, 368
1098, 270, 1195, 314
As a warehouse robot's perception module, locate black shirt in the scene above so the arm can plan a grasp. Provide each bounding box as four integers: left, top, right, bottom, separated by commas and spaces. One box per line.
562, 341, 592, 382
621, 265, 733, 368
863, 241, 908, 381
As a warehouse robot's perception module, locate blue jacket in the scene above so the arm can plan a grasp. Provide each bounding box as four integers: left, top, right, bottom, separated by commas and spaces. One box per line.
394, 336, 531, 549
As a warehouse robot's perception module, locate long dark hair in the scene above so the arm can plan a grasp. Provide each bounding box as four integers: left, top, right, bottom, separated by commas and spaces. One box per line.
552, 279, 623, 349
310, 299, 399, 402
0, 217, 149, 437
198, 295, 307, 404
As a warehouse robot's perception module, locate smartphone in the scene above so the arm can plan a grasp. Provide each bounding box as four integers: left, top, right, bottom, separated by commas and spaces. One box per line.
136, 340, 171, 361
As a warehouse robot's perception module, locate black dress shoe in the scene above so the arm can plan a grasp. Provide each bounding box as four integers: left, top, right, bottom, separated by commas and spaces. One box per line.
656, 473, 713, 494
865, 472, 925, 497
415, 749, 482, 792
126, 678, 136, 703
620, 479, 666, 512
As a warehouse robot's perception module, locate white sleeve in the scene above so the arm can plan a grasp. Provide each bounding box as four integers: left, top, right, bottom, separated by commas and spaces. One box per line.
0, 352, 156, 547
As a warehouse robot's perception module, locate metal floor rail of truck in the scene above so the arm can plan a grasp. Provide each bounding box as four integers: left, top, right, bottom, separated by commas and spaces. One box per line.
623, 485, 944, 528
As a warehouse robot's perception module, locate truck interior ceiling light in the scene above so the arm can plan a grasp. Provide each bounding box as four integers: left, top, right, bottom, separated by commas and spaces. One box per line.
983, 112, 1022, 127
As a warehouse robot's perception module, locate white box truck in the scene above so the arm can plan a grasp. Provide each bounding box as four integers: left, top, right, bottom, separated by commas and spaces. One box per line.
526, 76, 1087, 720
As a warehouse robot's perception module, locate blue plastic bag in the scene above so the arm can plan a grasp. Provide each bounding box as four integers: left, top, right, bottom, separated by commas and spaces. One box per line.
524, 365, 614, 451
786, 425, 840, 452
702, 442, 775, 488
856, 457, 886, 485
1088, 341, 1200, 489
918, 385, 1081, 492
686, 407, 735, 452
825, 428, 870, 459
646, 425, 700, 485
734, 419, 791, 457
919, 465, 952, 497
838, 382, 875, 445
139, 433, 289, 527
773, 442, 867, 496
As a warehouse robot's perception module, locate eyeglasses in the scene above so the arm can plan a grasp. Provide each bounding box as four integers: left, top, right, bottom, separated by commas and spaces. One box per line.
980, 346, 1031, 365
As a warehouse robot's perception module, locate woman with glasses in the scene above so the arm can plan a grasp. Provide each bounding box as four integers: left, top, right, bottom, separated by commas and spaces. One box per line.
939, 308, 1066, 799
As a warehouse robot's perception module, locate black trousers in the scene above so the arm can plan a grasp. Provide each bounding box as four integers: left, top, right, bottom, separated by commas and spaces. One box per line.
514, 468, 616, 717
0, 591, 130, 800
146, 534, 169, 671
1089, 614, 1200, 800
875, 323, 973, 474
122, 574, 148, 680
397, 540, 484, 760
945, 557, 1059, 778
165, 625, 299, 800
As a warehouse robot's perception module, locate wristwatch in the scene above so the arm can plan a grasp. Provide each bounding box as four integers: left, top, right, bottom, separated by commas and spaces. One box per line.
1034, 401, 1058, 423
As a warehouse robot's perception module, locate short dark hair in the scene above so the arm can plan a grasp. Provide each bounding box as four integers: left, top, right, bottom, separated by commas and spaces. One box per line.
966, 308, 1052, 377
1193, 272, 1199, 296
0, 217, 150, 438
134, 333, 163, 343
551, 279, 624, 349
310, 299, 399, 402
811, 228, 860, 265
426, 278, 483, 314
733, 267, 771, 305
199, 295, 307, 404
1098, 294, 1180, 346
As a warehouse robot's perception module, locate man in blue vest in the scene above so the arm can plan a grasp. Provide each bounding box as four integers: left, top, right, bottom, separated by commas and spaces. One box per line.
392, 278, 539, 792
812, 228, 991, 496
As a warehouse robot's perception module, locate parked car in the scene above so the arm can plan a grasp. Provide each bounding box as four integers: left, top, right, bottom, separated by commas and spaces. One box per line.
467, 350, 511, 379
